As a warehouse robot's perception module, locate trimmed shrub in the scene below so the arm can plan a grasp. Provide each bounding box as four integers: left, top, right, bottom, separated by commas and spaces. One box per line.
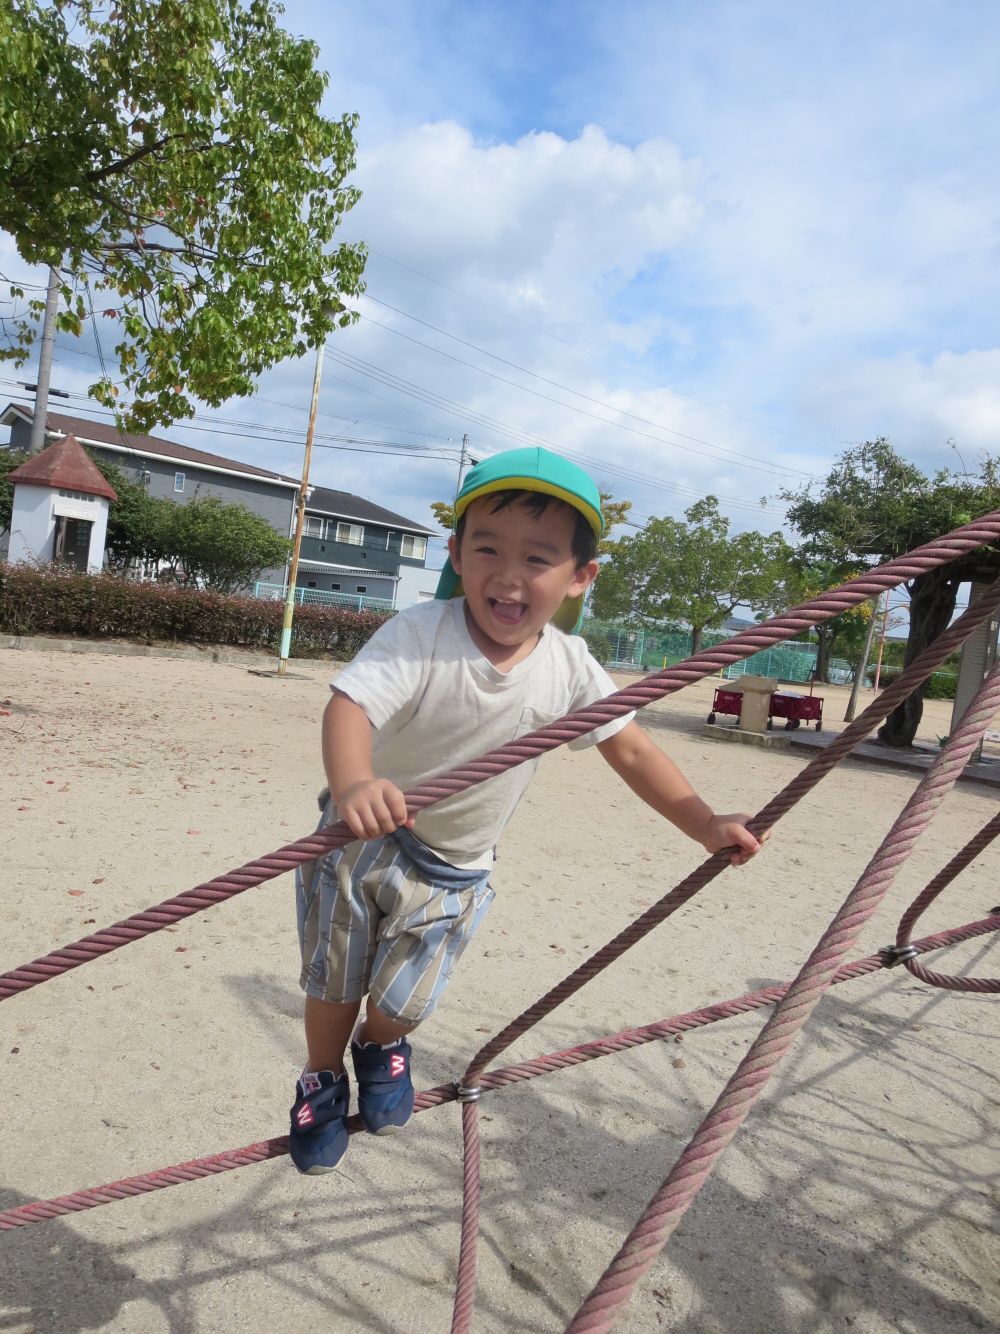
924, 672, 957, 700
0, 564, 391, 660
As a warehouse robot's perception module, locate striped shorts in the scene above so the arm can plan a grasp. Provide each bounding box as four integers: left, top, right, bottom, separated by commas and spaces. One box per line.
296, 823, 495, 1026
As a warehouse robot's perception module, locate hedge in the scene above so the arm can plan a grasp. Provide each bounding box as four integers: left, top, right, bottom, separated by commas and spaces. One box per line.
875, 664, 957, 699
0, 564, 392, 660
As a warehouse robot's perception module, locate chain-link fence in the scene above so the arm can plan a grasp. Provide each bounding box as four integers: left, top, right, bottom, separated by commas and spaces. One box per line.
582, 618, 822, 683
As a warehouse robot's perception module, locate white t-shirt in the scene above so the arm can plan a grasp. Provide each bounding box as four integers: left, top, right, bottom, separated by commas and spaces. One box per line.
330, 598, 632, 868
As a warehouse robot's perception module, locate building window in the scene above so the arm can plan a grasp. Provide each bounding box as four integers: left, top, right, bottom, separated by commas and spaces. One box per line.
336, 521, 364, 545
356, 584, 367, 593
306, 580, 317, 588
330, 583, 341, 590
386, 530, 396, 550
174, 472, 185, 493
401, 534, 427, 560
303, 516, 324, 538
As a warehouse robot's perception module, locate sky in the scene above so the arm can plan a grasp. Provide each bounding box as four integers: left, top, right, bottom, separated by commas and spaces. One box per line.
3, 0, 1000, 573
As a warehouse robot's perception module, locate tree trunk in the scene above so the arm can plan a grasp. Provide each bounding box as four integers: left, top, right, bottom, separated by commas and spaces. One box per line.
815, 625, 832, 683
691, 624, 704, 655
877, 567, 959, 747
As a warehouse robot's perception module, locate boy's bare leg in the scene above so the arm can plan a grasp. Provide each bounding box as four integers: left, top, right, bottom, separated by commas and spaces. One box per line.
357, 997, 416, 1047
304, 995, 362, 1076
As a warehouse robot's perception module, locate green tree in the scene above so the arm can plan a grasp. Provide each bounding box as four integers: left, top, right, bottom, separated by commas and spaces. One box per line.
164, 493, 290, 591
91, 458, 176, 573
779, 439, 1000, 746
772, 556, 871, 683
592, 496, 794, 653
0, 448, 28, 532
1, 0, 365, 430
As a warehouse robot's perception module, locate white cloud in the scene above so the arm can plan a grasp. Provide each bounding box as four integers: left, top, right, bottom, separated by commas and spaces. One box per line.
806, 348, 1000, 463
354, 122, 702, 325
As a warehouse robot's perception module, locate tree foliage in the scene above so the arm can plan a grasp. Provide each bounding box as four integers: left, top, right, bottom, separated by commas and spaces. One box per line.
592, 496, 794, 654
159, 493, 290, 591
1, 0, 366, 430
775, 555, 872, 683
0, 447, 27, 531
779, 439, 1000, 745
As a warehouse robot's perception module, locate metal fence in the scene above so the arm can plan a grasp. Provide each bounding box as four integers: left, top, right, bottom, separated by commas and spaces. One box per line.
253, 582, 395, 614
583, 619, 825, 683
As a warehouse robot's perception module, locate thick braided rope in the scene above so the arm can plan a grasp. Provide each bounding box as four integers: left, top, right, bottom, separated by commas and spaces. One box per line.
565, 661, 1000, 1333
3, 513, 999, 1003
458, 575, 1000, 1091
2, 913, 994, 1234
448, 581, 1000, 1333
451, 1102, 483, 1334
896, 810, 1000, 993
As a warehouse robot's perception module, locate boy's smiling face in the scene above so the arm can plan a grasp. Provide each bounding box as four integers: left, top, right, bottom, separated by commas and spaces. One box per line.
448, 494, 598, 667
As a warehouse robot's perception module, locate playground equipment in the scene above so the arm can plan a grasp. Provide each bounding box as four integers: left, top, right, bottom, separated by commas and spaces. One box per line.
3, 512, 1000, 1333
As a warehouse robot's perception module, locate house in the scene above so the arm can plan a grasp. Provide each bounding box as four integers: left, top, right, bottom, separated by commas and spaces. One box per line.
6, 433, 117, 573
295, 483, 436, 606
1, 403, 299, 585
1, 404, 435, 600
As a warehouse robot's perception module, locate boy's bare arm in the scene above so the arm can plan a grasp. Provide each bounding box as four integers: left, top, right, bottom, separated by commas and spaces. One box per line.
323, 690, 413, 840
597, 721, 766, 866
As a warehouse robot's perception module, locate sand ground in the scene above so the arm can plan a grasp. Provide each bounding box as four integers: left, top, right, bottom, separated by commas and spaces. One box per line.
1, 644, 997, 1334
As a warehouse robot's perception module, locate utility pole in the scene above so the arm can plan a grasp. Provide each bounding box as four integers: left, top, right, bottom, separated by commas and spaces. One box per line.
29, 266, 60, 455
455, 433, 471, 497
844, 593, 883, 722
277, 340, 325, 676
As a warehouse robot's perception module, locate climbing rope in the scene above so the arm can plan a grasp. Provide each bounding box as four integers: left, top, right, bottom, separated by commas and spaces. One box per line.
2, 509, 998, 1334
562, 658, 1000, 1333
1, 910, 995, 1233
447, 578, 1000, 1331
895, 809, 1000, 994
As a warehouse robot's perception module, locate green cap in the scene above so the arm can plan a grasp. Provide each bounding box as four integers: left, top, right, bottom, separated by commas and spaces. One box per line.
435, 447, 603, 634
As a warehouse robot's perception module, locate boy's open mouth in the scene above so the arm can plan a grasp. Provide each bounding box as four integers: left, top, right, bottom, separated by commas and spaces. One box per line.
488, 597, 528, 626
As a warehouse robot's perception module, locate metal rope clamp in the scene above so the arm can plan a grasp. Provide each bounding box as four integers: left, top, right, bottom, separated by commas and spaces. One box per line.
455, 1083, 482, 1104
880, 942, 921, 968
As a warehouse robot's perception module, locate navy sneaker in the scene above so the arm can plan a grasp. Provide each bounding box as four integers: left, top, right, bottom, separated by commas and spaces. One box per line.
351, 1038, 415, 1135
288, 1070, 350, 1174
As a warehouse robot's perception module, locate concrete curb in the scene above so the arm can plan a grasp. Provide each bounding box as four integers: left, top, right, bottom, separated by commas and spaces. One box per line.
1, 634, 324, 671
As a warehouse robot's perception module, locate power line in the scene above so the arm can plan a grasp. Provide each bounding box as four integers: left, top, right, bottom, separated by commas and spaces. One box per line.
320, 351, 788, 515
357, 308, 805, 482
362, 294, 816, 480
365, 247, 808, 446
2, 391, 462, 465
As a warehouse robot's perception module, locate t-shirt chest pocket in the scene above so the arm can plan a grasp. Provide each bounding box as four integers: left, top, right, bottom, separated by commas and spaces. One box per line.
513, 706, 562, 739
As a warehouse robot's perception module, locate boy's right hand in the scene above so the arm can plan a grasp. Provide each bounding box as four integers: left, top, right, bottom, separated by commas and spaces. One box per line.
335, 778, 414, 841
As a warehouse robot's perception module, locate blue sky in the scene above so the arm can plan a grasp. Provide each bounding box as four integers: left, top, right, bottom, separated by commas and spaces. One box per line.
4, 0, 1000, 569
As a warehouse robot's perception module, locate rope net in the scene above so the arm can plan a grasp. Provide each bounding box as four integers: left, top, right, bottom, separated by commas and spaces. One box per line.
2, 510, 999, 1334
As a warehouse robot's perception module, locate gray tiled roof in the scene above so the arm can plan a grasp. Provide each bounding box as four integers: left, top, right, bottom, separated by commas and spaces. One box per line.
306, 484, 435, 534
1, 404, 299, 485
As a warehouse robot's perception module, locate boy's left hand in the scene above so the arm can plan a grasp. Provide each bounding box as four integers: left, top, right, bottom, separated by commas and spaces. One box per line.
701, 813, 770, 866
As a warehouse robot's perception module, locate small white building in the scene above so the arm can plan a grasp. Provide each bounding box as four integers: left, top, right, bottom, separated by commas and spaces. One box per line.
7, 434, 116, 573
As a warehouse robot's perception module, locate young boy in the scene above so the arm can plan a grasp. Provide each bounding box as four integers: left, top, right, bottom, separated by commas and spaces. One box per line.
291, 446, 764, 1173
